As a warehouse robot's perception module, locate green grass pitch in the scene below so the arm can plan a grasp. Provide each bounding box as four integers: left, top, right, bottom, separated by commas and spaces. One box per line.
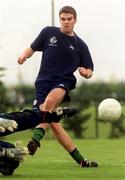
0, 132, 125, 180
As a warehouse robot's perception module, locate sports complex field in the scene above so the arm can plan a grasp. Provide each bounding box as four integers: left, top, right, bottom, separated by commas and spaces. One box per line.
0, 130, 125, 180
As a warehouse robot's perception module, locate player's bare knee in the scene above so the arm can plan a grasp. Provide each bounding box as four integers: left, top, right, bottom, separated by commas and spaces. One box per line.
42, 98, 56, 111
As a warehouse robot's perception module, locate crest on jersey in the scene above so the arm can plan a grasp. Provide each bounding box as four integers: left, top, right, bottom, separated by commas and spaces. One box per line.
49, 36, 57, 44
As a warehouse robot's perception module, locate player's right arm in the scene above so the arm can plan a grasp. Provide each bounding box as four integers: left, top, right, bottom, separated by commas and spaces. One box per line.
18, 27, 49, 65
18, 47, 34, 65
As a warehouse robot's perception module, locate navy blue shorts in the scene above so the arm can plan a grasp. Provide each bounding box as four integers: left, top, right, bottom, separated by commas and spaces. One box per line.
34, 80, 75, 106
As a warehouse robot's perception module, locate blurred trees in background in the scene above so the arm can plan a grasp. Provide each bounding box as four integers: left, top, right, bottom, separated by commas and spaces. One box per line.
0, 67, 35, 111
65, 81, 125, 138
0, 67, 10, 112
0, 85, 35, 112
0, 72, 125, 139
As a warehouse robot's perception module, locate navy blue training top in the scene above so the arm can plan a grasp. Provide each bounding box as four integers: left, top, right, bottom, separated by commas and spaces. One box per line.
31, 26, 94, 85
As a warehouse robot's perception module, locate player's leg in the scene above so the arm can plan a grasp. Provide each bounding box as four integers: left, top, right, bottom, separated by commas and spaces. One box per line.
49, 89, 98, 167
47, 88, 98, 167
0, 107, 77, 136
43, 89, 98, 167
28, 88, 98, 167
0, 108, 44, 136
27, 123, 49, 155
27, 88, 66, 154
50, 122, 98, 167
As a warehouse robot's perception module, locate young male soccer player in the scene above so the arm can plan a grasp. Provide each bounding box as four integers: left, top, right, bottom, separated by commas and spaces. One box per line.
18, 6, 98, 167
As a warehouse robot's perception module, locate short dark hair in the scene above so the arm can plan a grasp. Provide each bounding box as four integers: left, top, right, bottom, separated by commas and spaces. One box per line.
59, 6, 77, 18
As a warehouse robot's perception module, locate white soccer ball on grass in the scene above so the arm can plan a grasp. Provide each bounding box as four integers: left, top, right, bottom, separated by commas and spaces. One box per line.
98, 98, 122, 122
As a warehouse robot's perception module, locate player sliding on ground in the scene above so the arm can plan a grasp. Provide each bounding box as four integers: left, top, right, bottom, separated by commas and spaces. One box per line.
0, 106, 77, 176
0, 106, 77, 135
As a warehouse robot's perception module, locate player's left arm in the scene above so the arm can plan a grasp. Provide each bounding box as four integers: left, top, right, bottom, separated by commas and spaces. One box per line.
78, 67, 93, 79
78, 39, 94, 79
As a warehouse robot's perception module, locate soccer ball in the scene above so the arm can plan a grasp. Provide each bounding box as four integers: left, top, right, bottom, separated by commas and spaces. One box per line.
98, 98, 122, 122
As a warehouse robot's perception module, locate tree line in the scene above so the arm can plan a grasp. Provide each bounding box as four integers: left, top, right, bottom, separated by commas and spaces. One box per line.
0, 76, 125, 138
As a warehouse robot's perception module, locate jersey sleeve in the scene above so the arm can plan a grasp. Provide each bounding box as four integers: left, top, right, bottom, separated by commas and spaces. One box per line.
79, 40, 94, 71
30, 27, 49, 51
